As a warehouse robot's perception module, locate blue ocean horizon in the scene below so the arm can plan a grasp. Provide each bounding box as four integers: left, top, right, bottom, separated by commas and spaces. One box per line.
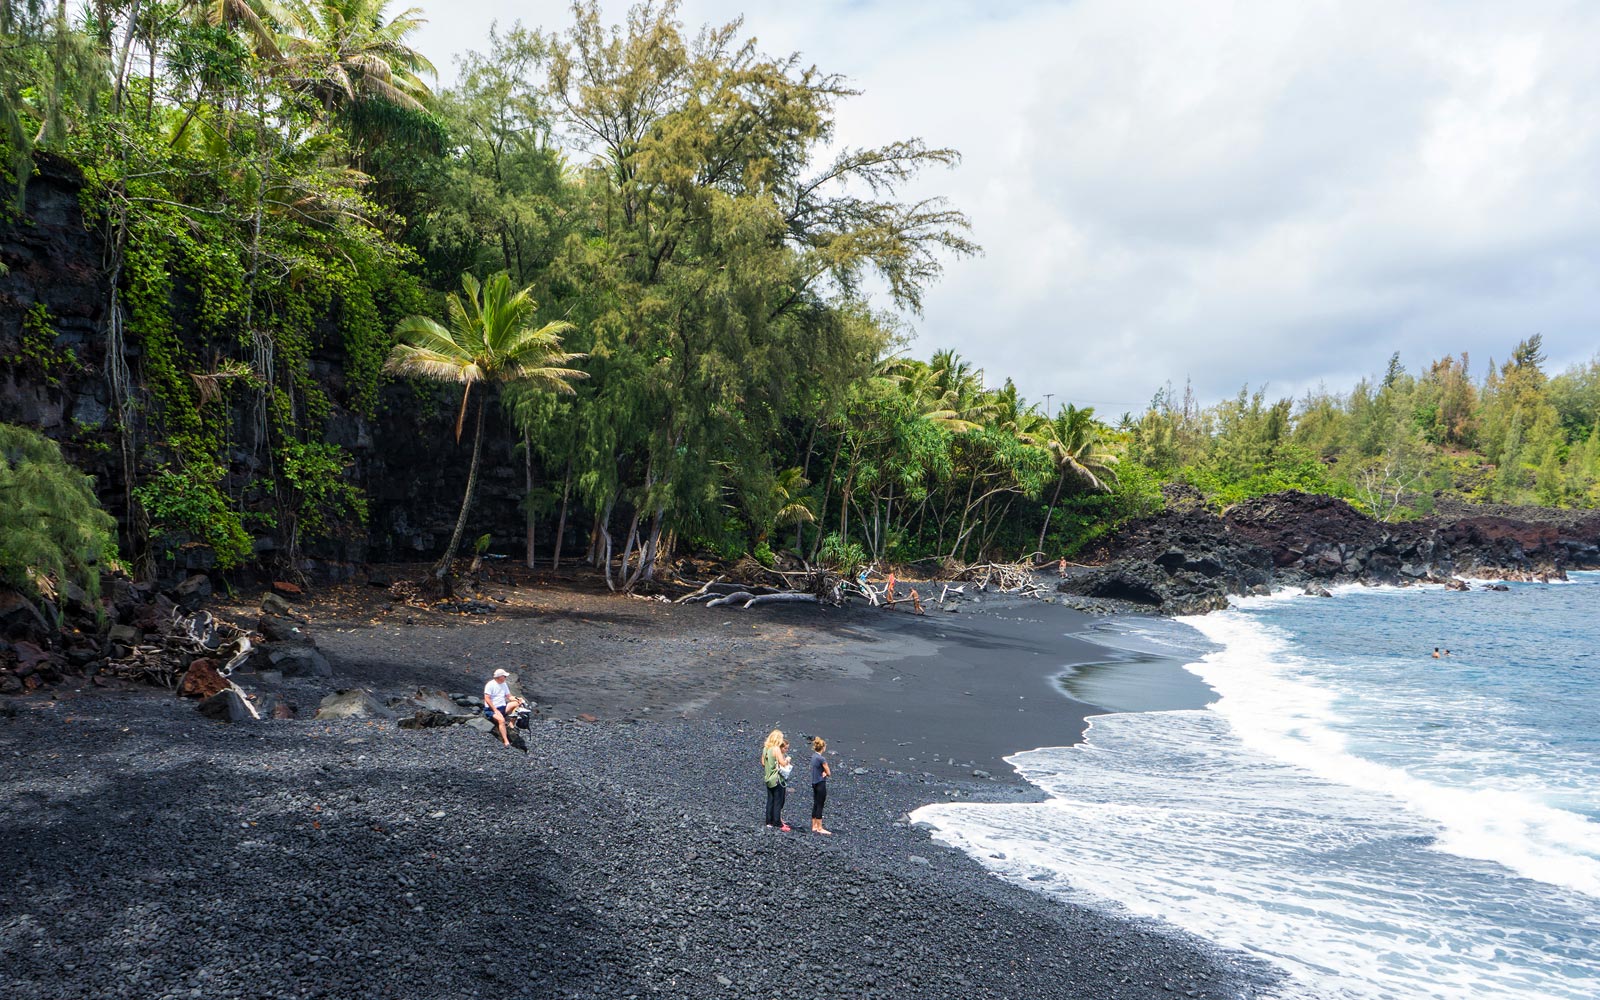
914, 572, 1600, 1000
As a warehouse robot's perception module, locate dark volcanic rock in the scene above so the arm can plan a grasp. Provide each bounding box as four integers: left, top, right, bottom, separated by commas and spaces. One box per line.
396, 708, 463, 729
267, 645, 332, 678
258, 613, 316, 646
1068, 490, 1600, 614
171, 573, 212, 610
1062, 507, 1272, 614
196, 688, 254, 723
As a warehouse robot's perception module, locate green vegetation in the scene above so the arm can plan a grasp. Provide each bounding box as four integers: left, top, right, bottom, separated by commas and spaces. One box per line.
1127, 338, 1600, 520
3, 303, 78, 380
388, 270, 584, 576
131, 463, 254, 569
0, 423, 119, 602
3, 2, 1595, 588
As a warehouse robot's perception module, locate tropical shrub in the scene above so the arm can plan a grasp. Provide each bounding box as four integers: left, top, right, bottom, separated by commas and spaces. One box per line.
0, 424, 119, 601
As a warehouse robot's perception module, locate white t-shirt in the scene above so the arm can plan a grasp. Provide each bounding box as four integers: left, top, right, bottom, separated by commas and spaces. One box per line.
484, 679, 511, 709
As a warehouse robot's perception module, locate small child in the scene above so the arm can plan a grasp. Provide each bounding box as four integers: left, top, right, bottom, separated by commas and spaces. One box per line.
810, 736, 832, 835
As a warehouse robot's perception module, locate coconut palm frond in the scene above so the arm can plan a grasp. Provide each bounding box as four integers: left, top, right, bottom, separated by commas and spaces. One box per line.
501, 319, 576, 351
208, 0, 283, 61
384, 348, 471, 383
390, 315, 463, 355
345, 68, 424, 110
775, 501, 816, 526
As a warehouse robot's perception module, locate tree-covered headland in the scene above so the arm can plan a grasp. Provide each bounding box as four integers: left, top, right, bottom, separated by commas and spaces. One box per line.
3, 0, 1598, 600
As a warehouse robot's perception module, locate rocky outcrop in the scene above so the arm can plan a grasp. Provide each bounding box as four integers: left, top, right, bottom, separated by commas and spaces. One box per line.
1064, 491, 1600, 614
1062, 506, 1274, 614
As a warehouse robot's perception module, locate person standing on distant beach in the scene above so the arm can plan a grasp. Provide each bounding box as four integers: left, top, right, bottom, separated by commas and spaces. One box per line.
809, 737, 833, 835
762, 729, 792, 831
885, 570, 897, 605
1058, 557, 1067, 578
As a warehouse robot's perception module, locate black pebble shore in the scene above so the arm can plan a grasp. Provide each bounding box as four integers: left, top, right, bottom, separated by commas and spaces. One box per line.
0, 694, 1281, 1000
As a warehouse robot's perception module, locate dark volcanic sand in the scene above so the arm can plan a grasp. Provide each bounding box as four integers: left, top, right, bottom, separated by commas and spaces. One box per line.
0, 575, 1278, 1000
300, 576, 1207, 784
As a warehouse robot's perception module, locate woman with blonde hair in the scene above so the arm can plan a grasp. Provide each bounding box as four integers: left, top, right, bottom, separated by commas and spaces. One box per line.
762, 729, 792, 831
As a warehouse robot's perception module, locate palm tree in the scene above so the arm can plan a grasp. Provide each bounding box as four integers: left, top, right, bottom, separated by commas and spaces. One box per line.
768, 466, 815, 554
884, 350, 997, 432
386, 271, 585, 578
926, 348, 999, 429
206, 0, 434, 114
274, 0, 435, 113
1034, 403, 1119, 552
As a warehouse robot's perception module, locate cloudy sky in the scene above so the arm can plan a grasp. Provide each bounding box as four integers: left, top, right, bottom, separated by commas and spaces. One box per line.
413, 0, 1600, 416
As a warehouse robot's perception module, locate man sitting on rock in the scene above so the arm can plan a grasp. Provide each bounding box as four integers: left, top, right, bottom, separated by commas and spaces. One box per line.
482, 668, 523, 747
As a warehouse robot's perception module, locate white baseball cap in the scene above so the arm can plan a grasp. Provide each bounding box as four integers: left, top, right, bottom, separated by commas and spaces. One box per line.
493, 669, 510, 679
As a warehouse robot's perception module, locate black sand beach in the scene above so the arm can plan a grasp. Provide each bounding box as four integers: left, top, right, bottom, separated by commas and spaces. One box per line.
0, 578, 1275, 1000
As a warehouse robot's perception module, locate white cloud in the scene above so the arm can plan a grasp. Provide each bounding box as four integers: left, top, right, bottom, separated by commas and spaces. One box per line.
413, 0, 1600, 414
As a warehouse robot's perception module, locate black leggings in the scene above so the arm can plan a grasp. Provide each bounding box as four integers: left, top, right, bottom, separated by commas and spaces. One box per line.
765, 783, 787, 826
811, 781, 827, 820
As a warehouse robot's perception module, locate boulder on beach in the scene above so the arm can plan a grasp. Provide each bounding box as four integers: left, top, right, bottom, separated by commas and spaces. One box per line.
260, 592, 296, 617
403, 690, 472, 716
258, 613, 316, 646
177, 658, 228, 699
172, 573, 212, 610
267, 645, 332, 678
314, 689, 394, 721
398, 709, 464, 729
197, 686, 256, 723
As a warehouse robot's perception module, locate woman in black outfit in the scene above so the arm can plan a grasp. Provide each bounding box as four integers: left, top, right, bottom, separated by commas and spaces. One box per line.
810, 736, 832, 835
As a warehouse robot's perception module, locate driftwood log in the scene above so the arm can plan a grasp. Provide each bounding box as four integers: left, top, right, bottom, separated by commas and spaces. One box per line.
673, 575, 727, 604
102, 608, 251, 690
742, 593, 820, 608
958, 560, 1047, 594
681, 568, 846, 610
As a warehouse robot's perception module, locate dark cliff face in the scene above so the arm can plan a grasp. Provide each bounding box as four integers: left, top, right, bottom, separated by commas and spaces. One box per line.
0, 157, 527, 577
1065, 491, 1600, 615
1, 158, 112, 435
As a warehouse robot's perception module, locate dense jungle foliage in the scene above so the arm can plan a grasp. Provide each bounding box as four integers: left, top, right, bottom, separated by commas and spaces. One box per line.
3, 0, 1597, 595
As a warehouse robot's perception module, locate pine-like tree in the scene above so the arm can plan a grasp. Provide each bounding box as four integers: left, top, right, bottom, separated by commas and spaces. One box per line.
0, 423, 119, 604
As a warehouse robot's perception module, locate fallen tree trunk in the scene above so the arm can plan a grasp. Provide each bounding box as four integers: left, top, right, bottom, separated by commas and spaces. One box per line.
673, 575, 727, 604
743, 593, 820, 609
706, 591, 757, 608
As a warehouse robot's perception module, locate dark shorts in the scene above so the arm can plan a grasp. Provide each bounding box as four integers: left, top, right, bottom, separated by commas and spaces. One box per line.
483, 704, 510, 722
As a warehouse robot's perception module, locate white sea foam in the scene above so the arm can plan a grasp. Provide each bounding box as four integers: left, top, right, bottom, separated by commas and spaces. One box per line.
1179, 609, 1600, 898
916, 709, 1600, 1000
915, 582, 1600, 1000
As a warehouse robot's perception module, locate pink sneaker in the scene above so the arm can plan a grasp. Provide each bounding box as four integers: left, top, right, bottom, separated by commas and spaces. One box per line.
780, 824, 792, 832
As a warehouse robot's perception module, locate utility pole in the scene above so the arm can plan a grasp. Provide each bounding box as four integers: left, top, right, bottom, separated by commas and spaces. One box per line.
1044, 392, 1054, 418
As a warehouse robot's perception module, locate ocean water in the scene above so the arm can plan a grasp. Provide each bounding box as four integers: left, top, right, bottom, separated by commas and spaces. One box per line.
912, 572, 1600, 1000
